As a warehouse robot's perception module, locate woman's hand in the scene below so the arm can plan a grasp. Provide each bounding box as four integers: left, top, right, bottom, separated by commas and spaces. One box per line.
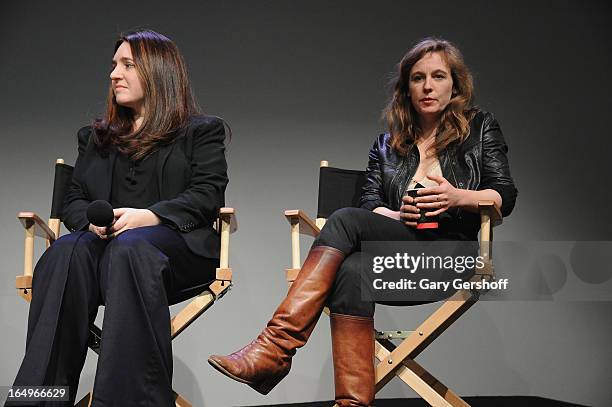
400, 196, 421, 228
109, 208, 161, 237
414, 174, 464, 217
89, 223, 111, 239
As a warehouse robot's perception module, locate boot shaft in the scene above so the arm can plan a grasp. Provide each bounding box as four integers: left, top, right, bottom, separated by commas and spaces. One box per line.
331, 313, 375, 406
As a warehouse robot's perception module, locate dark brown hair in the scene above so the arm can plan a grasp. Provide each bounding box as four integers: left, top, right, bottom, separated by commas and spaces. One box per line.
93, 30, 199, 160
383, 37, 477, 156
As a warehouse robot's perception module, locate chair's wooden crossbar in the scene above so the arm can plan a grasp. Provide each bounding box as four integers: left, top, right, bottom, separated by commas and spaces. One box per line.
375, 279, 478, 391
171, 290, 217, 339
375, 339, 469, 407
375, 330, 413, 340
75, 392, 92, 407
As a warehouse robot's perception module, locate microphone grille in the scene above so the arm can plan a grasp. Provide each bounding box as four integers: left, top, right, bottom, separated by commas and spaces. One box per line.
86, 200, 114, 227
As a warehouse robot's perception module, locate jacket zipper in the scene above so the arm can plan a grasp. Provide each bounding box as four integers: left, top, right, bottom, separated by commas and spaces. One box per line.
448, 150, 462, 220
398, 145, 419, 205
449, 150, 459, 187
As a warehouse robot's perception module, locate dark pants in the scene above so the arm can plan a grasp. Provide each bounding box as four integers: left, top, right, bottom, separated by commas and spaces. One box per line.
10, 225, 217, 407
315, 208, 470, 317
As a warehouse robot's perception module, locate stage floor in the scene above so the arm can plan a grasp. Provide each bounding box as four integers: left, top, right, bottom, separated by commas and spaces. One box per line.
249, 396, 588, 406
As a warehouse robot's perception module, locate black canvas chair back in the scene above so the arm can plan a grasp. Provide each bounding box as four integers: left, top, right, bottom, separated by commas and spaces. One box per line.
316, 166, 366, 219
50, 162, 74, 220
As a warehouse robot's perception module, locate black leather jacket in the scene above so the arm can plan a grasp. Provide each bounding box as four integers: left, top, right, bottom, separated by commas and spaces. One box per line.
359, 110, 517, 240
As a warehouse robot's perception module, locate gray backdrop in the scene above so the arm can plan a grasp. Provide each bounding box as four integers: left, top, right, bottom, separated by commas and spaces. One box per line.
1, 1, 611, 406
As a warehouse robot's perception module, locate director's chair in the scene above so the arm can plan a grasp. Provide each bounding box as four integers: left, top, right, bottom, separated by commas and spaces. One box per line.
284, 161, 501, 407
15, 158, 236, 407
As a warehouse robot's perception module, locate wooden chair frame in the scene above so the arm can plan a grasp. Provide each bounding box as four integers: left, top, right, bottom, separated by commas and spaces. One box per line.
284, 161, 501, 407
15, 159, 237, 407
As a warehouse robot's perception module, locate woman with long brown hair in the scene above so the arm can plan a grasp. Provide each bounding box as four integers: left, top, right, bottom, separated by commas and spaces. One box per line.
9, 30, 228, 406
209, 37, 517, 406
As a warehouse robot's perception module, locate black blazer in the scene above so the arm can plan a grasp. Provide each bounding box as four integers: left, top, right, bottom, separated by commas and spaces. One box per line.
63, 115, 228, 258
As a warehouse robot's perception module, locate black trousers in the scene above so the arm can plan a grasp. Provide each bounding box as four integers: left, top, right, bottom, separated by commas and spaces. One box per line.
315, 208, 471, 317
10, 225, 217, 407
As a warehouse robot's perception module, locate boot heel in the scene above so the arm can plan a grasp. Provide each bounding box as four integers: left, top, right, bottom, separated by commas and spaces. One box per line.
249, 371, 287, 395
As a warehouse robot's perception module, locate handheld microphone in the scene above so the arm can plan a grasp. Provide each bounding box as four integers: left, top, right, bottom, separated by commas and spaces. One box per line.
86, 200, 114, 227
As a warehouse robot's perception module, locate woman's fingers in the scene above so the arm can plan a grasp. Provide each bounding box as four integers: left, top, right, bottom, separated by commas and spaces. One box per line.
418, 185, 443, 196
400, 204, 420, 213
415, 192, 447, 203
89, 224, 109, 239
400, 213, 420, 221
417, 200, 448, 209
109, 227, 129, 238
425, 207, 448, 217
109, 215, 129, 233
400, 205, 420, 222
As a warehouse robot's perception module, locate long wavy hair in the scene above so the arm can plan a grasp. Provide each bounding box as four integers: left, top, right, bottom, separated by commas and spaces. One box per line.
93, 30, 200, 160
383, 38, 477, 156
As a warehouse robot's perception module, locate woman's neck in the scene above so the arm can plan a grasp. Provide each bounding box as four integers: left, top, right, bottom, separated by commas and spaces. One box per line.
418, 114, 440, 141
132, 111, 144, 132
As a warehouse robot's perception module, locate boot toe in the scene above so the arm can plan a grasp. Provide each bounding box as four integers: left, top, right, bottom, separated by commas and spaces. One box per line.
208, 354, 252, 384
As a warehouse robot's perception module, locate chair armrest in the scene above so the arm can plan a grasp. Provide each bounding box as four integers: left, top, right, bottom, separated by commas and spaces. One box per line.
218, 207, 237, 233
18, 212, 56, 242
284, 210, 320, 237
284, 209, 320, 275
16, 212, 55, 302
477, 201, 501, 268
478, 201, 502, 227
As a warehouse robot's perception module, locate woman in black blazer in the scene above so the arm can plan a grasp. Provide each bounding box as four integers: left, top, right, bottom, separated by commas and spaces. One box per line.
10, 30, 228, 406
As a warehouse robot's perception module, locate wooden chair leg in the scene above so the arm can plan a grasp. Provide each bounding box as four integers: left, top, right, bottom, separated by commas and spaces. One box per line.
173, 390, 192, 407
75, 392, 92, 407
375, 340, 470, 407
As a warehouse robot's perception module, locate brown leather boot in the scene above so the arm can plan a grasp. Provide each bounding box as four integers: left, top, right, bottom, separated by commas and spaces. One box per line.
208, 246, 345, 394
331, 313, 375, 407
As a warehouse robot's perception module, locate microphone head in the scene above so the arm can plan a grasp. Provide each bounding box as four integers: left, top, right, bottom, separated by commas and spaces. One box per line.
87, 200, 114, 227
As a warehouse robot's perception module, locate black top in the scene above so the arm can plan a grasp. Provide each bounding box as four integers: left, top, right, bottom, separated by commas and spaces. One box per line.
110, 150, 160, 209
